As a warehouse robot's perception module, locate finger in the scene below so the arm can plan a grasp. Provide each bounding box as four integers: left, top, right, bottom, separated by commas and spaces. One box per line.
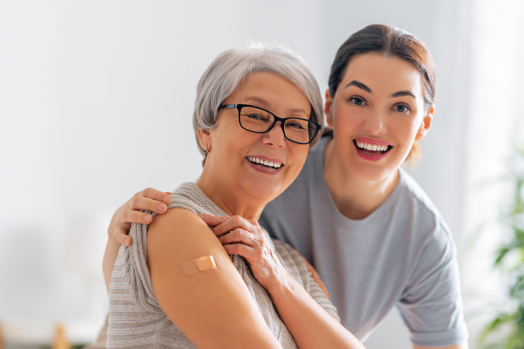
197, 214, 230, 227
209, 215, 254, 237
300, 255, 322, 281
123, 209, 153, 224
300, 255, 317, 276
115, 227, 132, 246
130, 196, 168, 214
299, 255, 331, 300
135, 188, 171, 205
223, 242, 255, 258
218, 229, 254, 247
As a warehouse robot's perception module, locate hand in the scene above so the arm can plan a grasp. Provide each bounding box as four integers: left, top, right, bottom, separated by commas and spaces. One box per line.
298, 254, 331, 300
198, 214, 289, 292
108, 188, 171, 246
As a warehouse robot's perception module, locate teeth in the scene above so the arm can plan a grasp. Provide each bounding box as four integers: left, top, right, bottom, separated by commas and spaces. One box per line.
248, 156, 283, 169
356, 142, 389, 152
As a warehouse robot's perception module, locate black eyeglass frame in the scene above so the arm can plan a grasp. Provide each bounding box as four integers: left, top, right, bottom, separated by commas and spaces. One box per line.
218, 104, 321, 145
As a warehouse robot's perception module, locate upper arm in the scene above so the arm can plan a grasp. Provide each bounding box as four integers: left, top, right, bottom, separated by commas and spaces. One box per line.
147, 209, 281, 349
273, 240, 339, 320
398, 223, 468, 347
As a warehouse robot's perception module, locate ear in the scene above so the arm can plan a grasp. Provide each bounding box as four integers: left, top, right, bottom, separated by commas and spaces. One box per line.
196, 128, 211, 152
415, 106, 434, 141
324, 89, 334, 127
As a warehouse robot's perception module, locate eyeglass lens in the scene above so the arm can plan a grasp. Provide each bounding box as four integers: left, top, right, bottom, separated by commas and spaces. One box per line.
239, 106, 314, 143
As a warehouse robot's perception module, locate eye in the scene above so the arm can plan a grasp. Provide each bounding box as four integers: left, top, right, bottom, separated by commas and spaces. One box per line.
246, 113, 269, 121
285, 119, 309, 130
393, 104, 410, 113
287, 122, 306, 130
349, 97, 366, 106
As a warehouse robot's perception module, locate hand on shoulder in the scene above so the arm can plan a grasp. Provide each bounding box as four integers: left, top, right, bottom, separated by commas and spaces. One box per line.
108, 188, 171, 246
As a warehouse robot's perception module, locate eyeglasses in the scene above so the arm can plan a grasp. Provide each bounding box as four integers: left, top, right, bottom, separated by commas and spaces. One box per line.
218, 104, 321, 145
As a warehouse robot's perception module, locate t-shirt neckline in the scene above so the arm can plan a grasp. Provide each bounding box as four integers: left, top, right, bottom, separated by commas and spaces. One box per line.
313, 136, 405, 229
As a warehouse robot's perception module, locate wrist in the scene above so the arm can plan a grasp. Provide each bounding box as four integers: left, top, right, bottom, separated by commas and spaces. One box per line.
265, 270, 296, 298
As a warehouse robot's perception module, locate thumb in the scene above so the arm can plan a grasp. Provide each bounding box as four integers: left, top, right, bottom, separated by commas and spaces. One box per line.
197, 213, 230, 226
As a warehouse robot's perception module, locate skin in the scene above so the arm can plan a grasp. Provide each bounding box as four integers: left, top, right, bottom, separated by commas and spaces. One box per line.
105, 54, 468, 349
104, 71, 364, 349
323, 53, 433, 220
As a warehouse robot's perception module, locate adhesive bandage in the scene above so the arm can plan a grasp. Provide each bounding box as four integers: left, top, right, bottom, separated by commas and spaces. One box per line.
183, 255, 225, 275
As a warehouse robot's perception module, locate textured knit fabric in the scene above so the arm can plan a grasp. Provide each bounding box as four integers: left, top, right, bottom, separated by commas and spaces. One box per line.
259, 136, 469, 347
107, 182, 338, 349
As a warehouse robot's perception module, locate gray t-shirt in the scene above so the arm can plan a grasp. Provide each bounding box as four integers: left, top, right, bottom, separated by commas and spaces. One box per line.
259, 136, 469, 347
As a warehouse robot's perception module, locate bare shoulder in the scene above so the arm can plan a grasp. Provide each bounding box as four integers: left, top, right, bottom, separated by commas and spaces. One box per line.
147, 208, 227, 273
144, 209, 280, 348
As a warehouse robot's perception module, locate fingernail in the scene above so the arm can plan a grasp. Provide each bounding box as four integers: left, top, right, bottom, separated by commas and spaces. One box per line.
142, 214, 150, 222
162, 195, 170, 204
157, 203, 166, 212
125, 238, 130, 246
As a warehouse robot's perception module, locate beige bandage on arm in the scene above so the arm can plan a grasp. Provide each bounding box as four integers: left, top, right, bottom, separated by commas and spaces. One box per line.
183, 255, 225, 275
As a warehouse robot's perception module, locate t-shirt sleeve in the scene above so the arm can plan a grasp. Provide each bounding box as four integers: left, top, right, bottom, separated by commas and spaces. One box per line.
397, 222, 469, 347
272, 239, 340, 321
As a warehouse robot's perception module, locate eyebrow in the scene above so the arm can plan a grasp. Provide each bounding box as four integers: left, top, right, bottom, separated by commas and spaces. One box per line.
343, 80, 417, 100
390, 90, 416, 99
243, 96, 308, 116
343, 80, 371, 93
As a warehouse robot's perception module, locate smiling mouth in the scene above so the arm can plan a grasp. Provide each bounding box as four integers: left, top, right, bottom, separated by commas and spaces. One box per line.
353, 140, 393, 155
247, 156, 284, 169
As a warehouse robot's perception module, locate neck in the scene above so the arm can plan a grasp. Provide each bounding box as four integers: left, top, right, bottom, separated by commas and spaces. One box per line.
196, 168, 265, 221
323, 138, 399, 220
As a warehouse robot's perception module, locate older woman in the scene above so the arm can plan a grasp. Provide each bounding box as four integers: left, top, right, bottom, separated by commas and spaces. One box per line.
103, 44, 364, 349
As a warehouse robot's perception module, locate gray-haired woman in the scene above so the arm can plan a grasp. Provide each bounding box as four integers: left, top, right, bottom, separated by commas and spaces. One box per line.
101, 43, 365, 349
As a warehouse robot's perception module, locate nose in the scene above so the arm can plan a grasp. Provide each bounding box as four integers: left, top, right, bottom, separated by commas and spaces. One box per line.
262, 121, 286, 148
363, 110, 387, 135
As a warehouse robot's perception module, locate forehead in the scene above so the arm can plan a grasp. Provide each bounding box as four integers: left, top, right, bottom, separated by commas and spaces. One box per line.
230, 72, 311, 115
341, 53, 423, 97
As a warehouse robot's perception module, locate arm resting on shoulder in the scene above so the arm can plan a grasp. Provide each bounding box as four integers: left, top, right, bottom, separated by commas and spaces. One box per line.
147, 209, 282, 349
267, 274, 365, 349
103, 234, 121, 293
413, 342, 469, 349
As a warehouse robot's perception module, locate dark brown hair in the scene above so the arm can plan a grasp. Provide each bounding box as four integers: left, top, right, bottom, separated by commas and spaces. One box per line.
327, 24, 436, 162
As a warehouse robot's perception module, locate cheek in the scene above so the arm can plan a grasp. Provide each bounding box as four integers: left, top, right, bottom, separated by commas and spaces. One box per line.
392, 118, 421, 149
211, 124, 249, 164
333, 105, 361, 133
286, 146, 309, 178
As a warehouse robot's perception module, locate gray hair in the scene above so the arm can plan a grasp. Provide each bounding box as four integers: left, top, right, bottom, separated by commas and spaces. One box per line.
192, 42, 324, 161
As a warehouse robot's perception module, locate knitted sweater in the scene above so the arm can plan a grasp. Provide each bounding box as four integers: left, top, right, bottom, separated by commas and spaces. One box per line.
107, 182, 338, 348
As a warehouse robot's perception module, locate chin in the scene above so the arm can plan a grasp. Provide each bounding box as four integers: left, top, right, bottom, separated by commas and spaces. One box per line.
347, 158, 399, 182
240, 180, 282, 202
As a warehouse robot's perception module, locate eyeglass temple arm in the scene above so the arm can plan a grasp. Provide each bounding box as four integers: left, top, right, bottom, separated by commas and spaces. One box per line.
218, 104, 236, 110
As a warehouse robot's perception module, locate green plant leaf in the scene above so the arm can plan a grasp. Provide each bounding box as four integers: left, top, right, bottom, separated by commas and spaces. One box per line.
496, 247, 511, 266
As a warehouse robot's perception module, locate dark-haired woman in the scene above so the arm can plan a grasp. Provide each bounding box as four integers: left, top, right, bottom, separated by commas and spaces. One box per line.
102, 25, 468, 349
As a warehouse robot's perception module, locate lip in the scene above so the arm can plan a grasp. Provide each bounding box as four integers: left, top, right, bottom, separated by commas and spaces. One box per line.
247, 155, 285, 165
353, 140, 392, 162
354, 137, 391, 146
246, 155, 285, 175
247, 159, 284, 175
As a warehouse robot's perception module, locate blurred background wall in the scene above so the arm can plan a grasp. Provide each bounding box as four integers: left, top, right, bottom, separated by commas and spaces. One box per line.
1, 0, 523, 347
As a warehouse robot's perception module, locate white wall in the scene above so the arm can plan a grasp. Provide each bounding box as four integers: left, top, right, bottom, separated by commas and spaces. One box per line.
0, 0, 477, 347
